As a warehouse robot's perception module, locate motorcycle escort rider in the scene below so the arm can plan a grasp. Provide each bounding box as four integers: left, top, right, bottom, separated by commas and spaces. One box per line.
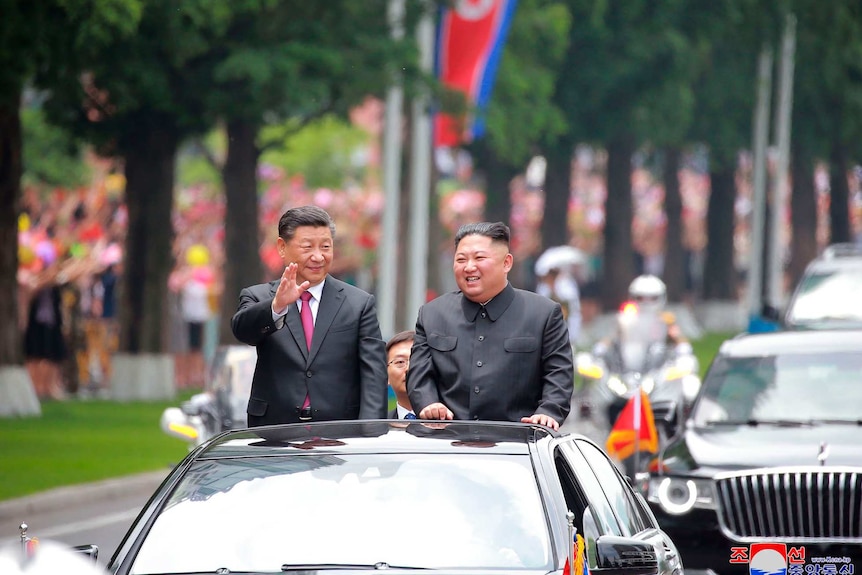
592, 274, 691, 364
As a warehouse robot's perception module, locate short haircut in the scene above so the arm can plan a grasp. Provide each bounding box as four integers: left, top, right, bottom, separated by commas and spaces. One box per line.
386, 330, 415, 354
278, 205, 336, 241
454, 221, 510, 249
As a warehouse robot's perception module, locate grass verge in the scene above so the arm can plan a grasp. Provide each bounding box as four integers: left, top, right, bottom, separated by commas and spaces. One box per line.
0, 396, 192, 502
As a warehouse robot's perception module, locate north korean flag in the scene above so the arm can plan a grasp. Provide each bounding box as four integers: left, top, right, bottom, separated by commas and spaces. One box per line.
434, 0, 518, 148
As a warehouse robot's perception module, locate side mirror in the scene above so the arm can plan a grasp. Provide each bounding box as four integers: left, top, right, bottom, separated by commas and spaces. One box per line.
593, 535, 658, 575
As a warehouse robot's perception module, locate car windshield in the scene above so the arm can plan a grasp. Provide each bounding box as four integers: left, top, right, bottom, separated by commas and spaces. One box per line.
786, 268, 862, 323
130, 453, 551, 574
692, 351, 862, 425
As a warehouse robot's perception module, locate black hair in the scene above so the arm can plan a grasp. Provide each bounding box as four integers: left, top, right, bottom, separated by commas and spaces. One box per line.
278, 205, 336, 241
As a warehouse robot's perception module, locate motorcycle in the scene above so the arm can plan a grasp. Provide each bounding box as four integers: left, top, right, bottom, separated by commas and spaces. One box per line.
575, 301, 702, 471
160, 345, 256, 448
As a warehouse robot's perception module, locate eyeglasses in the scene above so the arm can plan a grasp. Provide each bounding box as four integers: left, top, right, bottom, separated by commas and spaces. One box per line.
387, 358, 409, 369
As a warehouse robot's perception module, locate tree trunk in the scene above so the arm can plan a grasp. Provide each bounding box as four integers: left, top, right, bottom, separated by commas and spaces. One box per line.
112, 120, 178, 401
702, 166, 737, 300
543, 144, 573, 250
472, 139, 516, 227
788, 146, 816, 289
0, 88, 39, 416
828, 141, 851, 244
663, 147, 685, 303
0, 92, 23, 367
220, 119, 263, 346
120, 123, 178, 354
602, 137, 635, 310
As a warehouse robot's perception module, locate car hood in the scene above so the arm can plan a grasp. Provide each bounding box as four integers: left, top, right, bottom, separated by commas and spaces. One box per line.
662, 424, 862, 474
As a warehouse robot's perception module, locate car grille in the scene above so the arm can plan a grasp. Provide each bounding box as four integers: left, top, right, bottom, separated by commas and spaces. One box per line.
714, 467, 862, 542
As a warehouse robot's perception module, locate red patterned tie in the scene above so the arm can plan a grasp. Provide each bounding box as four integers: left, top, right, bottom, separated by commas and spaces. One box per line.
300, 291, 314, 351
300, 291, 314, 411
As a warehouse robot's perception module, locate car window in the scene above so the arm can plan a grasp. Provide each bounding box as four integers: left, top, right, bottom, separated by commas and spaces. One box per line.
575, 439, 647, 536
130, 453, 551, 573
556, 441, 622, 537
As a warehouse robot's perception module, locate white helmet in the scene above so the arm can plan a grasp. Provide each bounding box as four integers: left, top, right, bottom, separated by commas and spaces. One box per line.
628, 274, 666, 312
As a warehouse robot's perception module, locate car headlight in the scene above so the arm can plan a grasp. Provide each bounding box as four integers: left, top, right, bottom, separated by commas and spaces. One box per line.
647, 476, 715, 515
681, 374, 701, 402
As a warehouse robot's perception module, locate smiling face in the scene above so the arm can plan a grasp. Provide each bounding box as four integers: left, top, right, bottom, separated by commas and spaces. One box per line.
278, 225, 333, 286
453, 233, 513, 303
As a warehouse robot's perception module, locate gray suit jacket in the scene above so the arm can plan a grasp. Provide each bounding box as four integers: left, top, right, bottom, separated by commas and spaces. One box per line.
231, 275, 387, 426
407, 283, 573, 424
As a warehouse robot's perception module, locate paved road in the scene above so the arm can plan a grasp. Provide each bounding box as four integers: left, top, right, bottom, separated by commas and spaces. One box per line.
0, 470, 170, 567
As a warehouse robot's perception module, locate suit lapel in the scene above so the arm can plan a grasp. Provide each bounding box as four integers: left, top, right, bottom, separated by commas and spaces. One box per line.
308, 276, 345, 363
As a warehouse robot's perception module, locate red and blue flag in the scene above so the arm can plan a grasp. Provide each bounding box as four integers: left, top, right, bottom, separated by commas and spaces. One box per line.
434, 0, 518, 148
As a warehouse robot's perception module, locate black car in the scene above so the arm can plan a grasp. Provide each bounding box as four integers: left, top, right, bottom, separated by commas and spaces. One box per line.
640, 329, 862, 575
102, 420, 682, 575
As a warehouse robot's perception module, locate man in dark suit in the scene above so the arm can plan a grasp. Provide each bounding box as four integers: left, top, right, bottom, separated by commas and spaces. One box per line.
407, 222, 573, 430
386, 330, 416, 419
231, 205, 387, 426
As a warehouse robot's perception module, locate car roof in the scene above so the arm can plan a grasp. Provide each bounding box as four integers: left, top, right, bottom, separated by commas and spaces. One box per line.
719, 329, 862, 356
196, 420, 561, 460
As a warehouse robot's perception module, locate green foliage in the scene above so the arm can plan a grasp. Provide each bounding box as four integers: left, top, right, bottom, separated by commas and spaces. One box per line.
484, 0, 571, 165
21, 104, 90, 189
691, 331, 737, 378
260, 115, 370, 189
177, 130, 226, 189
0, 397, 192, 501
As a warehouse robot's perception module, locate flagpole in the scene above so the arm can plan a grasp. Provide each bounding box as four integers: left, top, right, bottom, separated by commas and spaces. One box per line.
633, 385, 641, 477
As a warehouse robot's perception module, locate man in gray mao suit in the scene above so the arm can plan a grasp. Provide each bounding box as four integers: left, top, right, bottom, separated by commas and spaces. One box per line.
231, 206, 387, 426
407, 222, 574, 430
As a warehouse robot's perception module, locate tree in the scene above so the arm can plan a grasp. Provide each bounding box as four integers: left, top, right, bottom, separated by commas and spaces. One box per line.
687, 0, 779, 302
0, 0, 139, 415
42, 0, 226, 398
197, 0, 420, 345
546, 1, 699, 310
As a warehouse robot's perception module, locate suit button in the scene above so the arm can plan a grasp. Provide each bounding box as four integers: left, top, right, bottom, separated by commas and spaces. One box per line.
474, 386, 480, 394
481, 312, 486, 318
476, 361, 483, 367
306, 371, 312, 377
478, 335, 484, 341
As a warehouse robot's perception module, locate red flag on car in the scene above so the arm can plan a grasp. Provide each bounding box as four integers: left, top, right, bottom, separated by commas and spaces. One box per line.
434, 0, 518, 148
605, 390, 659, 461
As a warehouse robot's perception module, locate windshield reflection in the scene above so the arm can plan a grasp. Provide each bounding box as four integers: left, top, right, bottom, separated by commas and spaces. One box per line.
131, 453, 551, 573
693, 352, 862, 425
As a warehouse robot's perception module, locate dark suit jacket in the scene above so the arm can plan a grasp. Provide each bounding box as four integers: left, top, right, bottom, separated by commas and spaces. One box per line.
407, 283, 574, 425
231, 275, 387, 426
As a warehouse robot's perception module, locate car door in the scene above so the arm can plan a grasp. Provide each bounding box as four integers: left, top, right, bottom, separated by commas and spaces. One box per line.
548, 436, 664, 575
571, 438, 682, 575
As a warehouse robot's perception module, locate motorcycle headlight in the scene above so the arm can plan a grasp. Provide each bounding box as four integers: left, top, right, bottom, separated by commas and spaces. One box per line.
647, 476, 715, 515
576, 353, 605, 380
641, 376, 655, 395
607, 375, 628, 397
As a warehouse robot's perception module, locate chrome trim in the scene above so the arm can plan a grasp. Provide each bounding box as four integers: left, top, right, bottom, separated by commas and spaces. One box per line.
713, 466, 862, 543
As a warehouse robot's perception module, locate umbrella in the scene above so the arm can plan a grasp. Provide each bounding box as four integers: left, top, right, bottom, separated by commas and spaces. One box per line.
534, 245, 586, 277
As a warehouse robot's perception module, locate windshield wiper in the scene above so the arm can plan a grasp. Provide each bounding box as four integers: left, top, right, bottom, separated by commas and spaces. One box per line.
705, 419, 814, 427
282, 564, 426, 571
812, 418, 862, 425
